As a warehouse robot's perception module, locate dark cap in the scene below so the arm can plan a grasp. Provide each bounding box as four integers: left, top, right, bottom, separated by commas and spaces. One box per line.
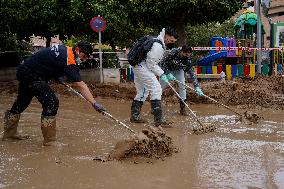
181, 45, 192, 53
77, 41, 93, 57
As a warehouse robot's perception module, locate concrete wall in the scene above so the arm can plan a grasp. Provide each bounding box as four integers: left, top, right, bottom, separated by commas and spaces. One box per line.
260, 0, 284, 47
80, 68, 101, 83
80, 68, 121, 84
0, 67, 121, 84
0, 67, 17, 81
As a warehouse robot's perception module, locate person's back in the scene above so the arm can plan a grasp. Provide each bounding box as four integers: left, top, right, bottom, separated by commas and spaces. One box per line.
17, 45, 79, 82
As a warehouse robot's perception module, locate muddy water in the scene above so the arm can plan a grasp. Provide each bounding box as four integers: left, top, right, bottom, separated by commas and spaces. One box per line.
1, 94, 284, 189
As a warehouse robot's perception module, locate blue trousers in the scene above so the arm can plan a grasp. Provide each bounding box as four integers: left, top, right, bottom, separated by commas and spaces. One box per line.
160, 69, 186, 100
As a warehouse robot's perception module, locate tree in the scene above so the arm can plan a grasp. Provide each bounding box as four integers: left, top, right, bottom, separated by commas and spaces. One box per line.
122, 0, 243, 45
186, 19, 235, 55
1, 0, 243, 50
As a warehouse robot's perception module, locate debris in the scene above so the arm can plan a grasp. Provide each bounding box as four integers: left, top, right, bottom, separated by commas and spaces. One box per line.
106, 129, 178, 161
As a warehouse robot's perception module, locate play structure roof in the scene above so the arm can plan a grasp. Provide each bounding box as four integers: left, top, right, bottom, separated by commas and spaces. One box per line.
234, 10, 265, 34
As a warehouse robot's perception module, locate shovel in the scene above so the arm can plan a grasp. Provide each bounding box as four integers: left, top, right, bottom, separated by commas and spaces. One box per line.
175, 80, 244, 122
167, 81, 216, 134
60, 82, 135, 134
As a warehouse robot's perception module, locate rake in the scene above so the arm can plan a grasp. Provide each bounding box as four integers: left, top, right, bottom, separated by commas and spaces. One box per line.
60, 82, 135, 134
167, 81, 216, 134
175, 80, 243, 121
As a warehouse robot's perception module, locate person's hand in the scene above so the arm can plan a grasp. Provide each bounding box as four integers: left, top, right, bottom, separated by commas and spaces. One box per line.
167, 73, 176, 81
160, 74, 169, 83
195, 87, 203, 96
93, 102, 106, 113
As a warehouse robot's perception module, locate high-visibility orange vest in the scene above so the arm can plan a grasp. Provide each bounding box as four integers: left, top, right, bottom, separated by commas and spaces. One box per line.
67, 47, 75, 65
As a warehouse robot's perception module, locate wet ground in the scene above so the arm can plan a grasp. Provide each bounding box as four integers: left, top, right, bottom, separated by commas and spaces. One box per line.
1, 91, 284, 189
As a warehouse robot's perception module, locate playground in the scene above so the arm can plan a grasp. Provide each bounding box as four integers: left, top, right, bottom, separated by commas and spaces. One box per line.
193, 10, 284, 80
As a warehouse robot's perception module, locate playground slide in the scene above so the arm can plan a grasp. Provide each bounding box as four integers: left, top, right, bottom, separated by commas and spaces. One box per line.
197, 51, 227, 66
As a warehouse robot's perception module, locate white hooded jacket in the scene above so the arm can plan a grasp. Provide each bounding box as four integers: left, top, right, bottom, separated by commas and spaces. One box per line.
141, 28, 166, 76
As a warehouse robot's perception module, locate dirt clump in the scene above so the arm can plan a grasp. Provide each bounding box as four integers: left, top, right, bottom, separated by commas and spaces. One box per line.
244, 111, 264, 124
104, 129, 178, 162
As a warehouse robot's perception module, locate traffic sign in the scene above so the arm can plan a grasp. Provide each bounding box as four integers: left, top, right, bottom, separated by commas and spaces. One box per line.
90, 16, 107, 33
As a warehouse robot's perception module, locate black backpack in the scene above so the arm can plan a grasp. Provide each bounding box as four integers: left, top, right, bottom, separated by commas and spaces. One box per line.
127, 36, 164, 66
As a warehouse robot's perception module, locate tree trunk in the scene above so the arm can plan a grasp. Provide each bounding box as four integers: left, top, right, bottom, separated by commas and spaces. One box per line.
109, 38, 116, 51
175, 15, 187, 46
46, 36, 51, 47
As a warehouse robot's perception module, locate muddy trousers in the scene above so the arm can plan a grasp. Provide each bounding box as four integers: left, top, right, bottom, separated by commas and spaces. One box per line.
4, 81, 59, 143
10, 81, 59, 116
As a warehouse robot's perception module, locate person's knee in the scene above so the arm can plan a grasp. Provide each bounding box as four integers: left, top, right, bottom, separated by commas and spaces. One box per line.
42, 97, 59, 116
150, 86, 162, 100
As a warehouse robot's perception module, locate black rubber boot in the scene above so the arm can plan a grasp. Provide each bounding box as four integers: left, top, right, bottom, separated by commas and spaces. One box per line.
151, 100, 172, 127
130, 100, 146, 123
2, 110, 29, 141
180, 99, 189, 116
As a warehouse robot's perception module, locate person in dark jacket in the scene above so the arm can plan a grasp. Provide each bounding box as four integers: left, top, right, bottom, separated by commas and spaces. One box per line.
2, 41, 106, 146
159, 45, 203, 115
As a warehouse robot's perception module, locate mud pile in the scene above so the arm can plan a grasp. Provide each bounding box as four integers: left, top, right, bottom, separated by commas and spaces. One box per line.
107, 129, 178, 161
200, 75, 284, 109
1, 75, 283, 109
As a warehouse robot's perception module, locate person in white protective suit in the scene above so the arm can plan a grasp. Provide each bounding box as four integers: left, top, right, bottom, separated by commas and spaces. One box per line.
130, 27, 178, 127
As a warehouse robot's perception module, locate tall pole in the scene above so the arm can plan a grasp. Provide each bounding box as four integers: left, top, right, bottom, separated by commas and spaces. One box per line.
256, 0, 262, 74
98, 15, 103, 83
99, 30, 103, 83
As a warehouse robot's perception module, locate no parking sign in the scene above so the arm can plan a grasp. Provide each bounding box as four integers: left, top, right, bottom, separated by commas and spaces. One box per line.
90, 16, 107, 33
90, 16, 107, 83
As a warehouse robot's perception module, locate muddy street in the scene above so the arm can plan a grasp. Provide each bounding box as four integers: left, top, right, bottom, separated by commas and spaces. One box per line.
1, 92, 284, 189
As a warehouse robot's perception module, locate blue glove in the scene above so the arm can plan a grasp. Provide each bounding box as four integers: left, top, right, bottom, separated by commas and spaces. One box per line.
93, 102, 106, 113
160, 74, 169, 83
195, 87, 203, 96
167, 73, 176, 81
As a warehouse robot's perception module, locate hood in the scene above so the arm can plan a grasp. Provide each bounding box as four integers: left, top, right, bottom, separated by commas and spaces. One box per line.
157, 28, 166, 47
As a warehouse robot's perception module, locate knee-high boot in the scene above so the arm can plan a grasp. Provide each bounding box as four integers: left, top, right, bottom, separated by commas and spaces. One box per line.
2, 110, 29, 140
151, 100, 172, 127
130, 100, 146, 123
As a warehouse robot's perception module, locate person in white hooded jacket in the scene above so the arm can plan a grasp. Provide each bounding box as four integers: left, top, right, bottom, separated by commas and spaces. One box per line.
130, 27, 178, 128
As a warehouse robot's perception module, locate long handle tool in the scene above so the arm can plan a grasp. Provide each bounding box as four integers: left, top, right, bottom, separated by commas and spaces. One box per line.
175, 80, 243, 121
167, 82, 216, 134
61, 82, 135, 134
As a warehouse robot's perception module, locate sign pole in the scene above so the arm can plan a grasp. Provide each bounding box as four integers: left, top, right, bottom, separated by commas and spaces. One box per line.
99, 30, 103, 83
89, 15, 107, 83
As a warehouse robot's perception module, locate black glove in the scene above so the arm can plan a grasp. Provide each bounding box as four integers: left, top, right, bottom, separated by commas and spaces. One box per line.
92, 102, 106, 113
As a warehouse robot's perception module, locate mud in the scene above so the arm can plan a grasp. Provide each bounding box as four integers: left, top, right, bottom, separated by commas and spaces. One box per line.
192, 123, 217, 135
244, 110, 264, 124
107, 129, 178, 162
1, 76, 284, 188
1, 75, 283, 109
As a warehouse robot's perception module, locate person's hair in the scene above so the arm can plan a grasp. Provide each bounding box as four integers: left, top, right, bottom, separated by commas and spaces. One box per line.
77, 41, 93, 57
165, 26, 178, 39
181, 45, 192, 53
